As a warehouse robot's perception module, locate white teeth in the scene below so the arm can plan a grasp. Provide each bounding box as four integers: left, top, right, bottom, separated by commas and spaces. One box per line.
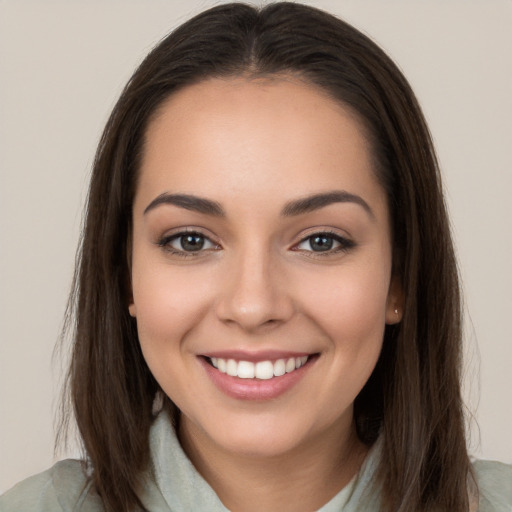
237, 360, 255, 379
226, 359, 238, 377
209, 355, 309, 379
273, 359, 286, 377
255, 361, 274, 380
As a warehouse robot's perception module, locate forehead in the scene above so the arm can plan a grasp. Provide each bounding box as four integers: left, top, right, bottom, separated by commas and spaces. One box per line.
145, 75, 368, 155
136, 76, 386, 217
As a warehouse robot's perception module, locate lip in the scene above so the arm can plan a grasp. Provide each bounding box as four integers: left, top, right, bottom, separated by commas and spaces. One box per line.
201, 349, 311, 362
199, 352, 318, 401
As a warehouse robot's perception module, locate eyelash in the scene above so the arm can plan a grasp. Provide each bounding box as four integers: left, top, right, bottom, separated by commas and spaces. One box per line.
157, 229, 219, 257
157, 230, 355, 258
293, 231, 355, 256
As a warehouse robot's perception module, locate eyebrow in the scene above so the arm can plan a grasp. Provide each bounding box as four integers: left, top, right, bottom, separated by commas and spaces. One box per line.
281, 191, 375, 219
143, 190, 374, 219
143, 193, 225, 216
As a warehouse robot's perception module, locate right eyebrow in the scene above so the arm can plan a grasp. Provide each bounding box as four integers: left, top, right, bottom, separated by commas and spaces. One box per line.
143, 193, 226, 217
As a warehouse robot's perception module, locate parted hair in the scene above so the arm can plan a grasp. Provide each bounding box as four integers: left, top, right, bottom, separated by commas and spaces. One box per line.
60, 3, 473, 511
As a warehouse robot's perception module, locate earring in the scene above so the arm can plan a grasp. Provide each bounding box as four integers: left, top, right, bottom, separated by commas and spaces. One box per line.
394, 308, 399, 315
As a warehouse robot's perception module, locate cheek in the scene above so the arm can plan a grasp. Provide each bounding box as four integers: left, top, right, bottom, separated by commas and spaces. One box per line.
296, 259, 390, 387
301, 265, 389, 405
131, 265, 218, 409
303, 266, 389, 336
131, 264, 214, 357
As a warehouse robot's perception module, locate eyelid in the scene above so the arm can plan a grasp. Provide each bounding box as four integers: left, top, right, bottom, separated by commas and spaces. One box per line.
169, 233, 216, 250
155, 226, 354, 257
291, 229, 355, 255
156, 227, 221, 256
292, 226, 352, 244
296, 235, 342, 251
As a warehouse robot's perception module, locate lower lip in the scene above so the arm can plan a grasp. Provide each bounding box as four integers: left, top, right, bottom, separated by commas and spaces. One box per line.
200, 356, 316, 401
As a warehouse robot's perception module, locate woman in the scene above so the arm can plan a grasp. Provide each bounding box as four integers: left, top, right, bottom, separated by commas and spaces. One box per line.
1, 2, 510, 511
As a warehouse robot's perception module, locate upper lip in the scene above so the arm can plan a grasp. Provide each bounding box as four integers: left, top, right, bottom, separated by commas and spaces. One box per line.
200, 350, 314, 362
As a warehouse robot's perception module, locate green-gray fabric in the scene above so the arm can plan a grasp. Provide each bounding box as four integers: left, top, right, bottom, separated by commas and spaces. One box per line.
1, 410, 511, 511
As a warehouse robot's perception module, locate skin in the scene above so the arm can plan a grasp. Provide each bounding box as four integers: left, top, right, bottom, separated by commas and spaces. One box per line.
129, 76, 402, 512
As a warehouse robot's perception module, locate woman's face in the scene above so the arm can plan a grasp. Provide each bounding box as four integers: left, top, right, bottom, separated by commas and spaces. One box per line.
129, 77, 401, 458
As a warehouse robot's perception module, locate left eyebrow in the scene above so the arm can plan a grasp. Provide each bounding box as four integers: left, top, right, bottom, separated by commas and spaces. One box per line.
281, 190, 375, 220
143, 193, 225, 216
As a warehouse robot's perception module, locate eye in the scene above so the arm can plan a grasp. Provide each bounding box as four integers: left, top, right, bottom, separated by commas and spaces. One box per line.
158, 231, 218, 255
295, 232, 354, 253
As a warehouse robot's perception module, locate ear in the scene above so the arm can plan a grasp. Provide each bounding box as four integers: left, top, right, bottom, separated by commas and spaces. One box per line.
129, 302, 137, 317
385, 275, 404, 325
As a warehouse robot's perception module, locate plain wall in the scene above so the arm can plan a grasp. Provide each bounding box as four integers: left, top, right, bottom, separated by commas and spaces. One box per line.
1, 0, 511, 493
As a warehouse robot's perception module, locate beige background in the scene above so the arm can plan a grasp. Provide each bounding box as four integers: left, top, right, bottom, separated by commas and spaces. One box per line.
1, 0, 511, 493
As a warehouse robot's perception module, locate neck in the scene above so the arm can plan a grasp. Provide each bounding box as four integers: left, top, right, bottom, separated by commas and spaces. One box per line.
178, 415, 368, 512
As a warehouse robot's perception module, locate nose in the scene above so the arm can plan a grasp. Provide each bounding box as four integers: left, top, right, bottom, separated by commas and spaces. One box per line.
215, 246, 294, 332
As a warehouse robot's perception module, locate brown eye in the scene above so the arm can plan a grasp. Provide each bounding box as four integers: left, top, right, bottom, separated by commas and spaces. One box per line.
178, 234, 206, 251
158, 231, 217, 254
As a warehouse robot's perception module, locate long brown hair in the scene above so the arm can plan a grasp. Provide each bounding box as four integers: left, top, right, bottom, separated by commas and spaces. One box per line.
60, 3, 473, 511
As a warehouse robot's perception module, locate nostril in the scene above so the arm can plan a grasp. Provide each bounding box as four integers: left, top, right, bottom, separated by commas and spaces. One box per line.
214, 275, 295, 330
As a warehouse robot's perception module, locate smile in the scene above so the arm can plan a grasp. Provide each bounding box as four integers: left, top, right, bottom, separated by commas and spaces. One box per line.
200, 352, 317, 400
209, 356, 309, 380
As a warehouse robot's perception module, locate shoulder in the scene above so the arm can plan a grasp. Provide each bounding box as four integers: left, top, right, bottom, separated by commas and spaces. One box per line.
472, 458, 512, 512
0, 459, 103, 512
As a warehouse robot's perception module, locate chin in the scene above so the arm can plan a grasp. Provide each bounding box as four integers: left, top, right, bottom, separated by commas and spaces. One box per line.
185, 406, 346, 460
214, 427, 307, 459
